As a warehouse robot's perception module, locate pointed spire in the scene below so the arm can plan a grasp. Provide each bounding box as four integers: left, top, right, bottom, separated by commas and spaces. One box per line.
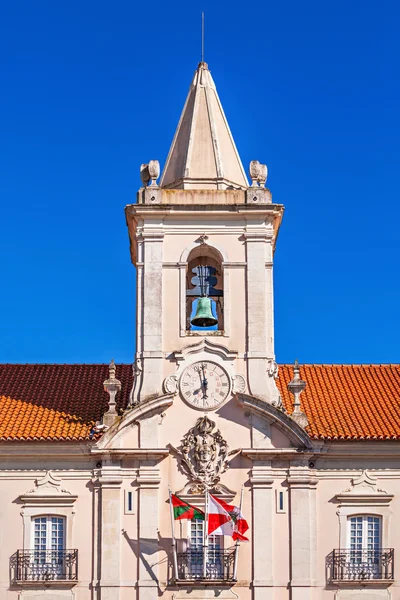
160, 62, 249, 190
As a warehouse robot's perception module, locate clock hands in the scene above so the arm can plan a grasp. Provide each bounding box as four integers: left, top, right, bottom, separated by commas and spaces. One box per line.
181, 362, 229, 410
195, 363, 208, 401
201, 363, 208, 397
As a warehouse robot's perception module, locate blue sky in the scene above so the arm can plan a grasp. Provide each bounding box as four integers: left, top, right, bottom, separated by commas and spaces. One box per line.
0, 0, 399, 364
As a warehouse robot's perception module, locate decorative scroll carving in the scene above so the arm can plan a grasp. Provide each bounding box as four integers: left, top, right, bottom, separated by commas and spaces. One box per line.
20, 471, 77, 506
176, 481, 236, 500
340, 470, 390, 497
175, 416, 230, 490
336, 470, 393, 505
232, 374, 246, 394
164, 374, 178, 394
24, 471, 70, 496
267, 359, 283, 409
267, 359, 278, 378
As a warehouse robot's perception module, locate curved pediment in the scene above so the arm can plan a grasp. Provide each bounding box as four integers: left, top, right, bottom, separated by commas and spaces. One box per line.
95, 394, 174, 450
236, 392, 313, 449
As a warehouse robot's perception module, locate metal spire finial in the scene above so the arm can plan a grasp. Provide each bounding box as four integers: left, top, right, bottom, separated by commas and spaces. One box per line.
201, 12, 205, 63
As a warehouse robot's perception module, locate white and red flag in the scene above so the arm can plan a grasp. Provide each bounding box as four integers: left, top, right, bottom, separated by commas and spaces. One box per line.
208, 493, 249, 541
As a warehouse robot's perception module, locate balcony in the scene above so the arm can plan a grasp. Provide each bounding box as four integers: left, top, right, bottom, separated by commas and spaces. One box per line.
176, 549, 235, 583
327, 549, 394, 583
11, 550, 78, 584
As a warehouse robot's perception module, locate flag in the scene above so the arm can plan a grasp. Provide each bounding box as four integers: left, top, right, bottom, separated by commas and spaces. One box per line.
208, 494, 249, 541
212, 495, 249, 541
208, 493, 236, 537
170, 494, 204, 521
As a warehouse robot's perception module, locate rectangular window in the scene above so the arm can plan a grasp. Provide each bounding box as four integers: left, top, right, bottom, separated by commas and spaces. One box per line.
31, 516, 65, 578
347, 515, 381, 579
348, 515, 381, 551
276, 488, 286, 513
124, 490, 134, 514
188, 520, 223, 579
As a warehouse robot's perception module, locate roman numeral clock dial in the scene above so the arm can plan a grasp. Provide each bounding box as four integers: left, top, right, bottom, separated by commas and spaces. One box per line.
179, 361, 231, 410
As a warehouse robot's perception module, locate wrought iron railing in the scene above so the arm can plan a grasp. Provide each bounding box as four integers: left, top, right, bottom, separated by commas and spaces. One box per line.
11, 550, 78, 582
327, 549, 394, 582
176, 549, 235, 581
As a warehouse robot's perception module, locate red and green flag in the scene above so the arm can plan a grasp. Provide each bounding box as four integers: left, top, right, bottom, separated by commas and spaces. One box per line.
170, 493, 204, 521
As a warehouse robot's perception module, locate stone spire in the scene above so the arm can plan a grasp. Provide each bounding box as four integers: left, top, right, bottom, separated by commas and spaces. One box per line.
288, 360, 309, 429
160, 62, 249, 190
103, 359, 121, 426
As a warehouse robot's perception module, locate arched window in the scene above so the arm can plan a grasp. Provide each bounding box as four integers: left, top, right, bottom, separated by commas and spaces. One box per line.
186, 245, 224, 332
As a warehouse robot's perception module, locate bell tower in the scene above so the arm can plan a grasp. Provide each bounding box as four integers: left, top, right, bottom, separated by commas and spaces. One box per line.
126, 62, 284, 409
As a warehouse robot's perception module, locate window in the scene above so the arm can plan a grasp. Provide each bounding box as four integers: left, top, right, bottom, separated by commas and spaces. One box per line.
348, 515, 381, 552
189, 519, 223, 579
31, 516, 65, 579
347, 515, 382, 579
125, 490, 134, 514
276, 489, 286, 513
175, 515, 235, 582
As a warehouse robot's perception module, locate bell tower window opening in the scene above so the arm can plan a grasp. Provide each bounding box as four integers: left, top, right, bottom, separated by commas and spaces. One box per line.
186, 247, 223, 332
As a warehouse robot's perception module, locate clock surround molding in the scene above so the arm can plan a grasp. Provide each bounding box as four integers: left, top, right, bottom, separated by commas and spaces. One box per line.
163, 338, 246, 404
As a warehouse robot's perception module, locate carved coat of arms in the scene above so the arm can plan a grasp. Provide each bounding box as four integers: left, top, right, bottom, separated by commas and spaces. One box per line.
175, 416, 230, 490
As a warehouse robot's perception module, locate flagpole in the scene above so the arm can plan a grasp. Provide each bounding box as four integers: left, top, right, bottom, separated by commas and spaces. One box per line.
233, 485, 244, 581
203, 487, 209, 579
168, 486, 179, 582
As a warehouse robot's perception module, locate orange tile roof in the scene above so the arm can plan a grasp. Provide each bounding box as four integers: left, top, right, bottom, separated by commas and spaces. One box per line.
0, 364, 133, 441
277, 364, 400, 440
0, 363, 399, 441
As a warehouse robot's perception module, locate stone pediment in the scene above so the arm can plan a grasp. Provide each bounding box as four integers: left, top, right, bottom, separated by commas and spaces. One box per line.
237, 392, 313, 449
336, 470, 393, 505
20, 471, 77, 506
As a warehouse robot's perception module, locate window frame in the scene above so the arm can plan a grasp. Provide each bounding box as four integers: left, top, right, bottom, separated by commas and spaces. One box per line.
31, 515, 66, 552
336, 473, 393, 551
347, 514, 382, 550
337, 505, 391, 551
22, 507, 74, 552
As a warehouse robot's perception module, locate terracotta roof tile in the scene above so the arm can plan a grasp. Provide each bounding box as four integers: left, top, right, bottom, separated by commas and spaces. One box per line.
0, 364, 133, 441
0, 363, 399, 442
277, 364, 400, 440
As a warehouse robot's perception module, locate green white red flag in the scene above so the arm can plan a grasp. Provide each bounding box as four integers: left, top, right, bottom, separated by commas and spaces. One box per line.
208, 494, 249, 541
170, 493, 204, 521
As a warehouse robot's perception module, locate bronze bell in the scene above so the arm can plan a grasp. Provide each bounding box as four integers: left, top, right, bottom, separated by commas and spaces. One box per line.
191, 297, 218, 328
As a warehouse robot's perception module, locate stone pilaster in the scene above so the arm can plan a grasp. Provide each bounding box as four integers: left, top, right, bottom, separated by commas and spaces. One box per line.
99, 466, 123, 600
135, 228, 164, 402
287, 464, 318, 600
250, 463, 274, 600
244, 226, 280, 406
137, 464, 161, 600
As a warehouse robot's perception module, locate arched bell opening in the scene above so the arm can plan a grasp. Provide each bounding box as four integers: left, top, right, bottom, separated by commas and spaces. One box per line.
186, 246, 224, 332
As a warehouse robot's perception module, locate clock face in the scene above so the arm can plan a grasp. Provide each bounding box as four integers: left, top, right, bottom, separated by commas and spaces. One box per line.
180, 361, 231, 411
